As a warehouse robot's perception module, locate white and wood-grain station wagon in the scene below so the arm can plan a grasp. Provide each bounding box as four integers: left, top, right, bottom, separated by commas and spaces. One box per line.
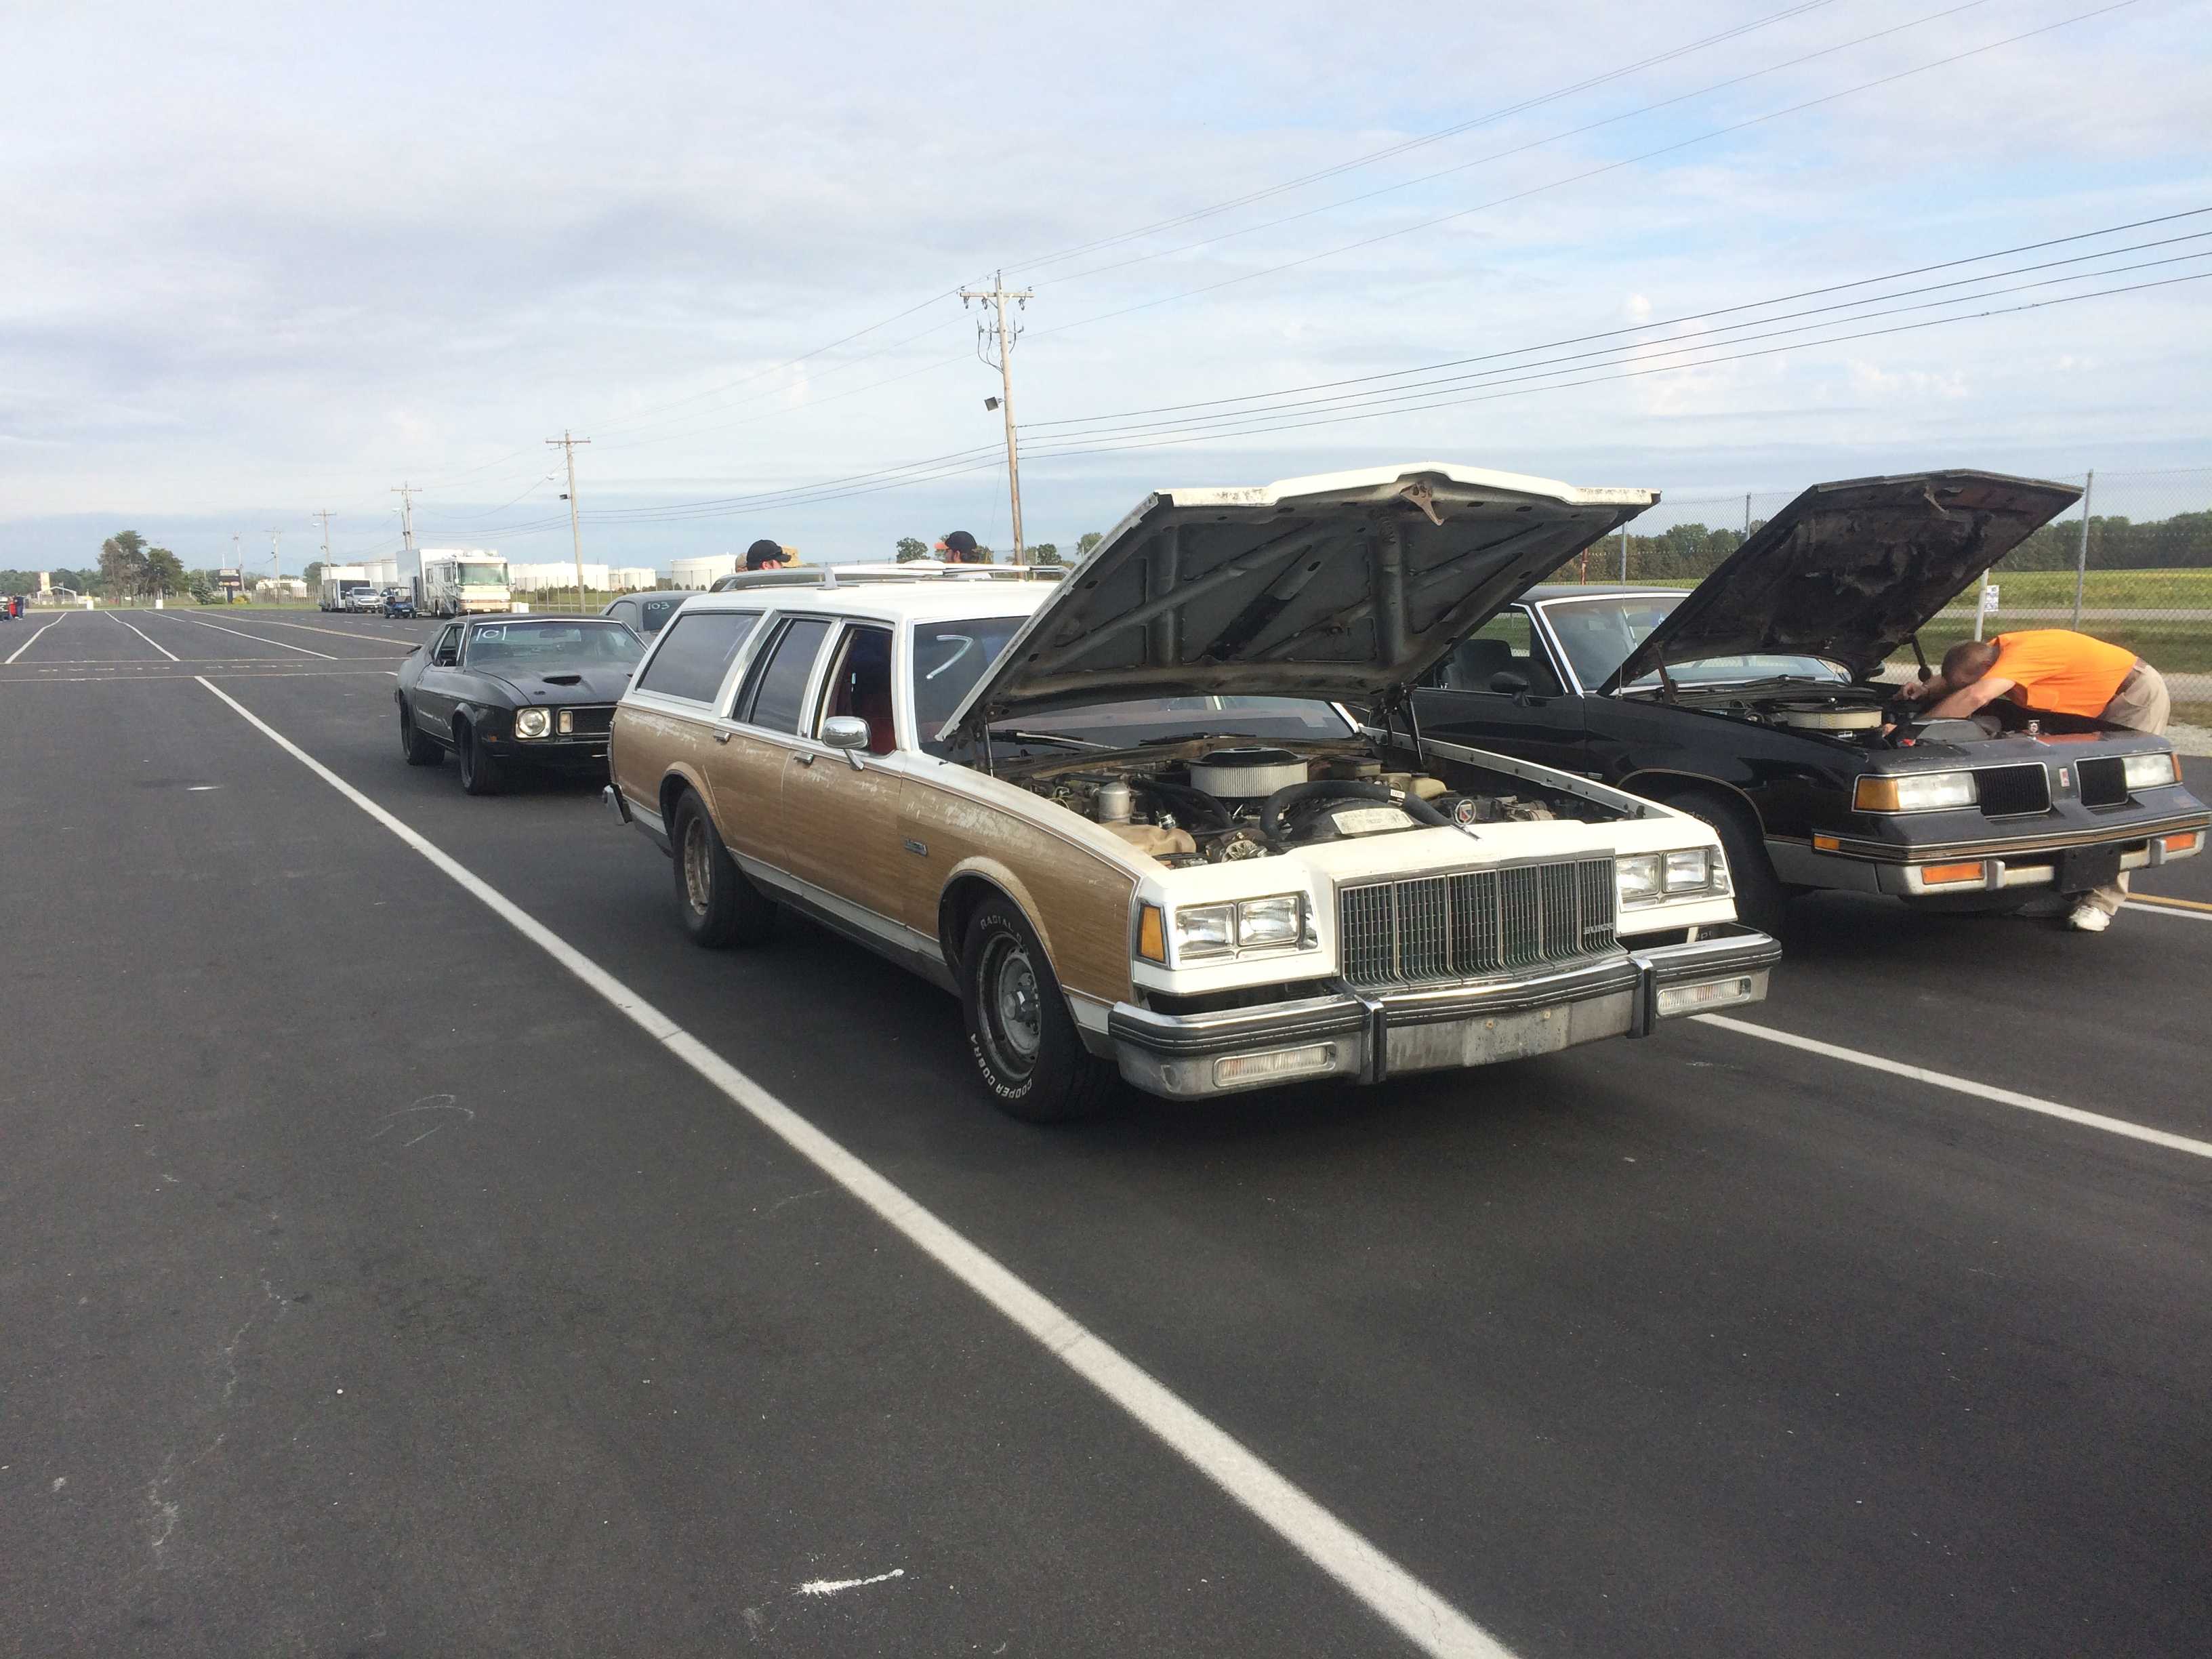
605, 464, 1779, 1120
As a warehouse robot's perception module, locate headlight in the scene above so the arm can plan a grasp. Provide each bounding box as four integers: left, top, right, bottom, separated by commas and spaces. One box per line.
1616, 854, 1661, 905
1166, 895, 1309, 962
1853, 771, 1975, 813
1663, 848, 1712, 894
514, 707, 552, 738
2122, 752, 2180, 790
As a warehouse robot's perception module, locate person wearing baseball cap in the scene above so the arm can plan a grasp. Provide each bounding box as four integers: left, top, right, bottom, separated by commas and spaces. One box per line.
745, 539, 790, 571
939, 531, 981, 564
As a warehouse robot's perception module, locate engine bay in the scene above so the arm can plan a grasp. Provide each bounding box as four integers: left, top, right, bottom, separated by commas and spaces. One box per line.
1007, 741, 1606, 867
1654, 679, 2106, 748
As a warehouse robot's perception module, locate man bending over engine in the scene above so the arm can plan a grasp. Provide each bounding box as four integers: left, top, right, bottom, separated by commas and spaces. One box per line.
1897, 629, 2171, 932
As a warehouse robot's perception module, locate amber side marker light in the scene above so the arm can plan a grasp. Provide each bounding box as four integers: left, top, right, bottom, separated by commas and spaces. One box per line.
1136, 904, 1166, 963
2163, 831, 2200, 853
1811, 834, 1841, 852
1920, 861, 1985, 886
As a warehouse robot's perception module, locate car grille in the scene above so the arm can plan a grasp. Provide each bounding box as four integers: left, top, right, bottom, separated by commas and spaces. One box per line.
558, 705, 615, 737
1975, 763, 2051, 817
2075, 756, 2128, 808
1339, 859, 1616, 990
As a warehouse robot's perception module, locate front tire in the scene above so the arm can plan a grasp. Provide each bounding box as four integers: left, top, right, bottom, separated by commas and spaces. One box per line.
398, 699, 443, 766
670, 791, 775, 948
1666, 787, 1788, 937
456, 722, 505, 796
958, 898, 1114, 1123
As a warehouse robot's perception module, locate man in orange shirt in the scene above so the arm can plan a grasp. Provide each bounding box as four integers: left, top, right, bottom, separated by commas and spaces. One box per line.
1897, 628, 2171, 930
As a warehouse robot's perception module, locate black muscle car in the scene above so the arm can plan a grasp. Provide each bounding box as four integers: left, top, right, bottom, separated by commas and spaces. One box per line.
1406, 470, 2209, 931
395, 615, 644, 795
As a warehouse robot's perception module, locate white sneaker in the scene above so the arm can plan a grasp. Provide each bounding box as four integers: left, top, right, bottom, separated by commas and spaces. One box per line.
2066, 903, 2112, 933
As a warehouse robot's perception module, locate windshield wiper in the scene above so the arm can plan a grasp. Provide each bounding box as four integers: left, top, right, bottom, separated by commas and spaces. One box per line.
1135, 731, 1257, 746
986, 726, 1108, 750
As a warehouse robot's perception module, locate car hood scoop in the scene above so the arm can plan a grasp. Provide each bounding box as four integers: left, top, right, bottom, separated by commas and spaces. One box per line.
538, 673, 583, 686
1601, 470, 2082, 691
939, 462, 1654, 739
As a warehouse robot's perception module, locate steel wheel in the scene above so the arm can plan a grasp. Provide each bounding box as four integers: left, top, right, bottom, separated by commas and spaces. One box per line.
682, 814, 714, 918
977, 931, 1043, 1080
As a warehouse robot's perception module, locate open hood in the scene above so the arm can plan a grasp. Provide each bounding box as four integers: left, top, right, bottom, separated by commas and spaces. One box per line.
1602, 470, 2082, 692
939, 462, 1655, 739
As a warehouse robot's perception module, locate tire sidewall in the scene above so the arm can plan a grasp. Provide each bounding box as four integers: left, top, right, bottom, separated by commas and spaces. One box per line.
959, 899, 1107, 1122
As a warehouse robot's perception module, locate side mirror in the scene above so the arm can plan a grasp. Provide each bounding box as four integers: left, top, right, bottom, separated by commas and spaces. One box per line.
821, 714, 872, 769
1489, 669, 1531, 695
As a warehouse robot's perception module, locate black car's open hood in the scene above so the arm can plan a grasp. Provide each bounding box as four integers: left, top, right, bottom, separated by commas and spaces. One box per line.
1601, 470, 2082, 691
939, 462, 1656, 737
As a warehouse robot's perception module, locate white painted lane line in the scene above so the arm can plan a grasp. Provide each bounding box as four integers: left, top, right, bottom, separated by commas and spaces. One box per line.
110, 613, 181, 661
176, 615, 334, 658
1696, 1014, 2212, 1161
5, 615, 65, 664
194, 675, 1514, 1659
2125, 899, 2212, 924
222, 615, 415, 651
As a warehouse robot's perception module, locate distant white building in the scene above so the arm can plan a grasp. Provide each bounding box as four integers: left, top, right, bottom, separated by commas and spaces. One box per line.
670, 554, 739, 590
609, 567, 659, 592
255, 578, 309, 599
508, 561, 611, 594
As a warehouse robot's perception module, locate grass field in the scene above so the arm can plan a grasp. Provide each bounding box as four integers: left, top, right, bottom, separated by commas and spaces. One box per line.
1936, 568, 2212, 611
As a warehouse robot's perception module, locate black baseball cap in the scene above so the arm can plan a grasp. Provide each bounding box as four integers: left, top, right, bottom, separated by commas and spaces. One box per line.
942, 531, 977, 558
745, 539, 787, 569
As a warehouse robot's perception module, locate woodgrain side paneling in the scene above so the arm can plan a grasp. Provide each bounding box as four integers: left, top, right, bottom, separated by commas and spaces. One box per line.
611, 705, 713, 819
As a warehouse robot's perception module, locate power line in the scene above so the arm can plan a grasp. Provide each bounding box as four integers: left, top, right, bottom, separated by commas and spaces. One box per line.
1030, 0, 2148, 342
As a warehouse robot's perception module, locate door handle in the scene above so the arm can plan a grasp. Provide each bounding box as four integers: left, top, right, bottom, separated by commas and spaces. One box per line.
713, 730, 732, 745
794, 752, 817, 767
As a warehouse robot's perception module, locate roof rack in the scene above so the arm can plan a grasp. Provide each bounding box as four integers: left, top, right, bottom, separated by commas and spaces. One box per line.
708, 560, 1066, 594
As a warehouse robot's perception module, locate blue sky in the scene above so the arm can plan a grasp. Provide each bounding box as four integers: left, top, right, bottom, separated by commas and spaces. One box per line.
4, 0, 2207, 576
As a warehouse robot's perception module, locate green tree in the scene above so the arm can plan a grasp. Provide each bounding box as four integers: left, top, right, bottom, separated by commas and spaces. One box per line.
1076, 531, 1104, 559
894, 537, 930, 563
145, 547, 186, 598
1028, 542, 1063, 566
99, 530, 148, 600
303, 559, 325, 589
970, 544, 996, 564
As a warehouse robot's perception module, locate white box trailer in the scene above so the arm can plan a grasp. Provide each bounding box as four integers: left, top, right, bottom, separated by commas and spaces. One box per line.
317, 565, 375, 610
419, 549, 512, 617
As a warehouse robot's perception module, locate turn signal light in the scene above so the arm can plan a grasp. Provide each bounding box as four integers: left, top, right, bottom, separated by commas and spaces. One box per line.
1136, 903, 1166, 963
2163, 832, 2200, 853
1919, 861, 1984, 886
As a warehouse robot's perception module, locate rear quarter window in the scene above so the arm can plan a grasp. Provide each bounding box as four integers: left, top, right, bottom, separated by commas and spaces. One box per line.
636, 611, 759, 704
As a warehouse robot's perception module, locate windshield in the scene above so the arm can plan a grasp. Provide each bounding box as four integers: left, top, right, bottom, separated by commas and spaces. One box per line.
458, 564, 506, 586
909, 616, 1357, 754
465, 621, 642, 668
1542, 595, 1848, 690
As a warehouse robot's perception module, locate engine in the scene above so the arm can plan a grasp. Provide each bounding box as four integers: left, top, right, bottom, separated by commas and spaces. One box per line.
1025, 745, 1557, 866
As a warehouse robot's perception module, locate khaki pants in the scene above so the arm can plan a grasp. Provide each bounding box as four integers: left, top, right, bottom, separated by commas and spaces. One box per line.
2083, 661, 2171, 917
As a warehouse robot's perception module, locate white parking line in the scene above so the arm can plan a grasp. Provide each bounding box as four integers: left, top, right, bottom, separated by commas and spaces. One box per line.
175, 615, 335, 658
1696, 1014, 2212, 1161
2125, 899, 2212, 924
110, 613, 180, 661
5, 614, 65, 664
193, 674, 1515, 1659
224, 615, 416, 649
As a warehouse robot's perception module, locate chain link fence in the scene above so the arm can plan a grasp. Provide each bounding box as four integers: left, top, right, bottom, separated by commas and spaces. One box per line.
1559, 466, 2212, 730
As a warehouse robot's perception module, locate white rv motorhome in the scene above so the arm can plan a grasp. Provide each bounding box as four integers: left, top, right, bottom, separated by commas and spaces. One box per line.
419, 550, 511, 617
316, 565, 376, 611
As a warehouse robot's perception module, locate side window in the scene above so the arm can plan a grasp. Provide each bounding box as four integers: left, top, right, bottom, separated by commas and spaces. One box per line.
819, 626, 896, 754
641, 598, 676, 633
636, 611, 758, 704
737, 617, 832, 733
431, 624, 463, 665
1439, 611, 1560, 695
607, 600, 636, 628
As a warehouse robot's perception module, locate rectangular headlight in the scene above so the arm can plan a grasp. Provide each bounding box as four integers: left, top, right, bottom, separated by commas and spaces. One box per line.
1171, 903, 1236, 960
2122, 752, 2180, 790
1237, 895, 1303, 949
1663, 849, 1711, 894
1853, 771, 1975, 813
1617, 853, 1661, 905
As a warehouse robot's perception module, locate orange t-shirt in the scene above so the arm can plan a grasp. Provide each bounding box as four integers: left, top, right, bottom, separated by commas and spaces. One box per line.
1988, 630, 2137, 718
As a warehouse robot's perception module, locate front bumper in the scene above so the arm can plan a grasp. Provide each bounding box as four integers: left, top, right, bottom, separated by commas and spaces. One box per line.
1769, 823, 2206, 897
1107, 925, 1779, 1099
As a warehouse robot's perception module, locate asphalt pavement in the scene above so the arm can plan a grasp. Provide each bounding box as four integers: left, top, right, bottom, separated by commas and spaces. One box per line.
5, 605, 2209, 1658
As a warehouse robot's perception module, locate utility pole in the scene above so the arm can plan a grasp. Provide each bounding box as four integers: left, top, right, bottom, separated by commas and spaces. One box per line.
391, 483, 419, 567
2070, 469, 2095, 629
312, 508, 334, 569
266, 529, 282, 600
548, 432, 591, 610
960, 272, 1033, 565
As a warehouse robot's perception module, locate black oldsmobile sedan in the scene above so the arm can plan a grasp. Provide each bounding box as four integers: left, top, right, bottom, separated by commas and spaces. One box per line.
1406, 470, 2209, 931
396, 615, 644, 794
